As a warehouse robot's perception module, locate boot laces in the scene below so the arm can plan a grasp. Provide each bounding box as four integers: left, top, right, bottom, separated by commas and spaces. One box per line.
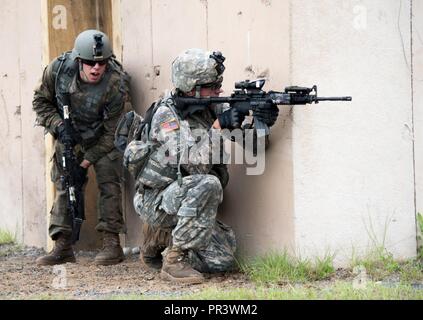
101, 233, 119, 250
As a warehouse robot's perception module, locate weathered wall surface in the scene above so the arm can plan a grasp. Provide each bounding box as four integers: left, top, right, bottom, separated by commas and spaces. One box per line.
0, 0, 46, 246
119, 0, 294, 254
413, 0, 423, 245
291, 0, 417, 264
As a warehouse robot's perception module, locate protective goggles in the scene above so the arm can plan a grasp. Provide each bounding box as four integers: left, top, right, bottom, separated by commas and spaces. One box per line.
81, 59, 109, 67
202, 81, 222, 90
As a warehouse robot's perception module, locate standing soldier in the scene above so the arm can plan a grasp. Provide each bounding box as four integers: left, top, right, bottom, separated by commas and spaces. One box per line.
33, 29, 132, 266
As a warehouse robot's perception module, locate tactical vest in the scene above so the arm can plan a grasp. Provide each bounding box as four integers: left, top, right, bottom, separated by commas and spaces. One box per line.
52, 51, 128, 148
137, 95, 216, 190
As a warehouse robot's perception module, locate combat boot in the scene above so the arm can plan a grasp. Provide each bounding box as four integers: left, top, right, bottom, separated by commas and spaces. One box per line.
141, 247, 163, 270
36, 233, 75, 266
94, 232, 124, 265
160, 248, 204, 284
140, 224, 171, 270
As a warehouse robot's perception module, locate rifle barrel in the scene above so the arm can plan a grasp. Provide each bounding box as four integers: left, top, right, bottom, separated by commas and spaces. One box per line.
317, 96, 352, 101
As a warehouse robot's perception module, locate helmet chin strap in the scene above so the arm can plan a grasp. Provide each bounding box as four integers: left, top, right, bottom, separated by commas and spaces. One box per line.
78, 60, 90, 82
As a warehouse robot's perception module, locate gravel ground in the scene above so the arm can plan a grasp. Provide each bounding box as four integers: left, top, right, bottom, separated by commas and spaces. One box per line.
0, 244, 252, 300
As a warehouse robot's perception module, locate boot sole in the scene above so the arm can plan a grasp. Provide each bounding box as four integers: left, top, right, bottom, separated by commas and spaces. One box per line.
36, 256, 76, 266
94, 257, 124, 266
160, 270, 204, 284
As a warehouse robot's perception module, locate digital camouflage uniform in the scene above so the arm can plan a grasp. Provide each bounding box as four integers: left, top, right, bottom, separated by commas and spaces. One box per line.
33, 52, 131, 239
132, 94, 236, 273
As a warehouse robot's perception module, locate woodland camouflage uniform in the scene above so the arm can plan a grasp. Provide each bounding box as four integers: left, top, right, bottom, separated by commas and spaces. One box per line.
33, 29, 132, 266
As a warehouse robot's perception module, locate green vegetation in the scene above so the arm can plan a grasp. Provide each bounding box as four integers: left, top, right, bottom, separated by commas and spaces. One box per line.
239, 251, 336, 284
106, 282, 422, 300
0, 229, 15, 245
351, 247, 400, 280
417, 213, 423, 260
28, 293, 69, 300
0, 228, 22, 257
181, 282, 422, 300
351, 247, 422, 282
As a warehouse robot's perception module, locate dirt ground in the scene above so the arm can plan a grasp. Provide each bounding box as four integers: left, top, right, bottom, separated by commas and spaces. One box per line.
2, 244, 421, 300
0, 244, 254, 300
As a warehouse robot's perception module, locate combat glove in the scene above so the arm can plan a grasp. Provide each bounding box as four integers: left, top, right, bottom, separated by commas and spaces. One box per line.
253, 102, 279, 127
74, 165, 88, 189
56, 124, 81, 147
217, 108, 246, 129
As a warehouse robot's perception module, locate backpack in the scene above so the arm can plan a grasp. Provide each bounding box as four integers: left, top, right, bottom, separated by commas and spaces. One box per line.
115, 102, 160, 179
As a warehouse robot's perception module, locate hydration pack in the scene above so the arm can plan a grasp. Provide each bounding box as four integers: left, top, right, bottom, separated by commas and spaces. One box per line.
115, 102, 160, 179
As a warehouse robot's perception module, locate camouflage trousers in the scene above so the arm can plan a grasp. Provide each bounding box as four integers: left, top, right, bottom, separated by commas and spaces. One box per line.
49, 141, 125, 240
134, 174, 237, 273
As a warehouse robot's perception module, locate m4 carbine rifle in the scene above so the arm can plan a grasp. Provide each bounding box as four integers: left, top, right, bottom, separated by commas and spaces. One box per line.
174, 79, 352, 137
59, 94, 85, 244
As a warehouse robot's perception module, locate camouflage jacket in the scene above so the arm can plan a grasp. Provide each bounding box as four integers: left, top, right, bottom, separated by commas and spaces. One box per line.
137, 93, 229, 189
32, 52, 132, 164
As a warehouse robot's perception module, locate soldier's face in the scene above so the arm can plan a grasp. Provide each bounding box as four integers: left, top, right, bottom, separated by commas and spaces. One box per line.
186, 85, 223, 98
80, 61, 107, 83
200, 86, 223, 97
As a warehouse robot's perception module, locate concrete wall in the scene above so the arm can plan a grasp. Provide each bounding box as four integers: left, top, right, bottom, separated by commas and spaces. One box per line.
0, 0, 46, 246
413, 1, 423, 218
413, 0, 423, 240
291, 0, 417, 264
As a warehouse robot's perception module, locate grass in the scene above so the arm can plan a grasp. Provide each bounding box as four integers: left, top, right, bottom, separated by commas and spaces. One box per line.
238, 251, 336, 284
351, 246, 422, 282
0, 229, 15, 245
181, 282, 423, 300
399, 260, 423, 283
105, 281, 423, 300
27, 293, 70, 300
351, 247, 399, 280
0, 228, 22, 257
417, 213, 423, 260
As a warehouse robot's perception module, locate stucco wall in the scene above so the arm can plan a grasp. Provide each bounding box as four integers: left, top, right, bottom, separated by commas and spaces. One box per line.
0, 0, 46, 246
291, 0, 417, 264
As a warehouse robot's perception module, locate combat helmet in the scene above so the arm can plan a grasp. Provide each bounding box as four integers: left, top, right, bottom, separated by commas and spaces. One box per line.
171, 48, 225, 93
71, 29, 113, 61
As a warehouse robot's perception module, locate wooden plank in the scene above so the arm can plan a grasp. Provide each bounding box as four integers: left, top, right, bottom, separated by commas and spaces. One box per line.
48, 0, 113, 59
111, 0, 126, 247
111, 0, 123, 62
